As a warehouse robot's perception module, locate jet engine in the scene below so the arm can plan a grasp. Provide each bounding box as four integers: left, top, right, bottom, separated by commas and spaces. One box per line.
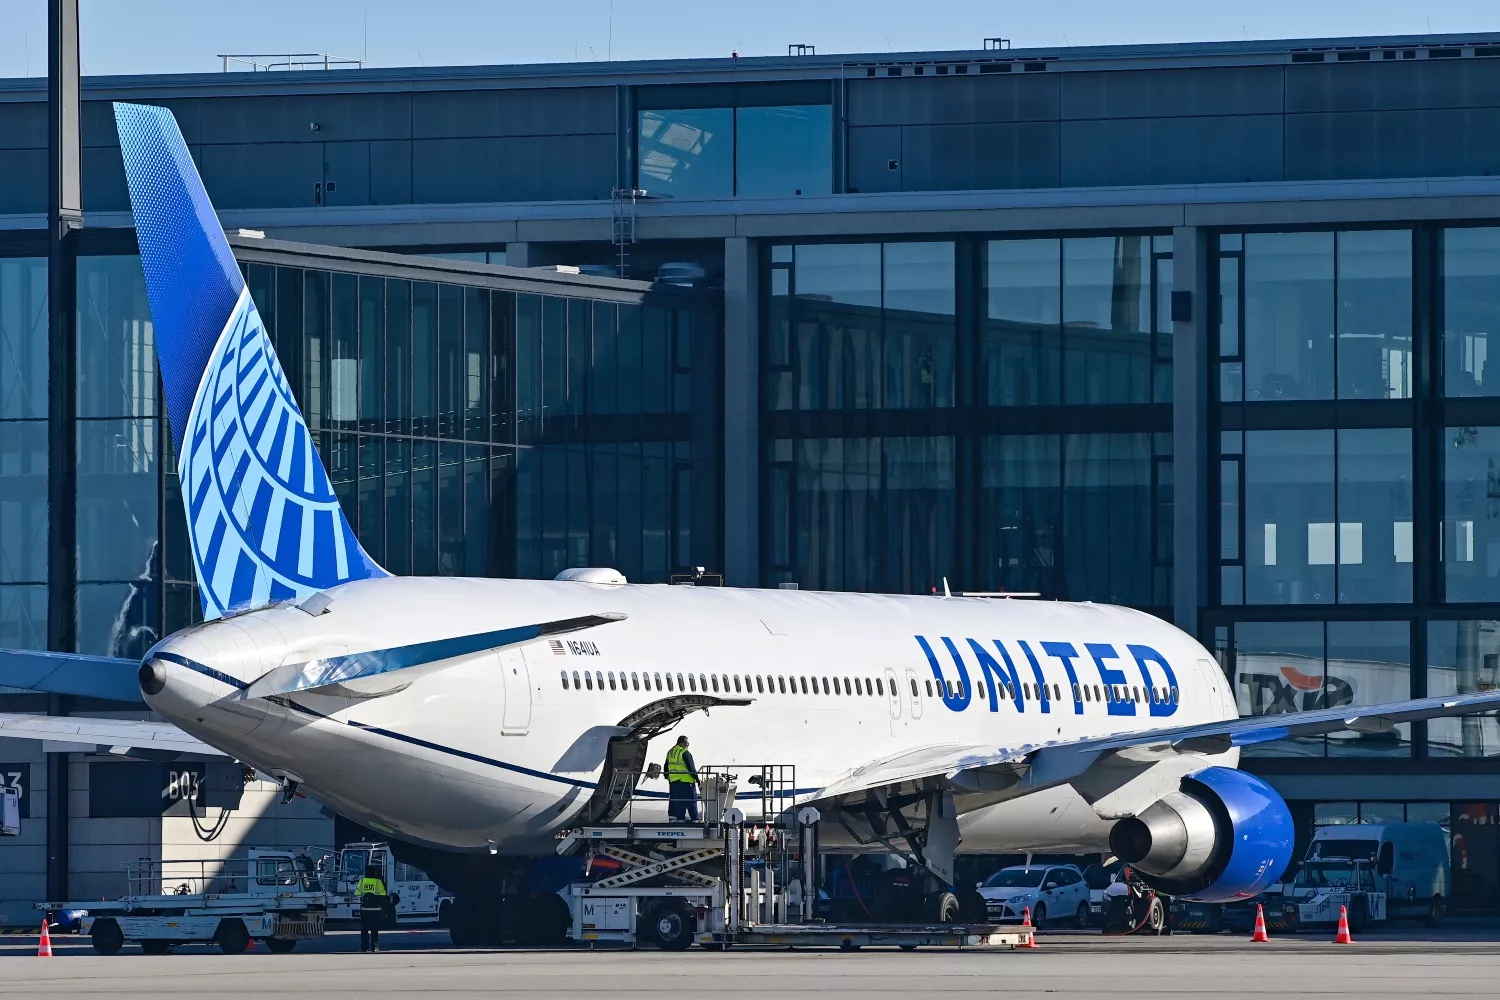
1107, 766, 1293, 903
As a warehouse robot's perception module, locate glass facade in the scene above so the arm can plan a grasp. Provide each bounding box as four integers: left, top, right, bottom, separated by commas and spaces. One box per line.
1212, 224, 1500, 760
763, 236, 1174, 602
0, 249, 719, 657
638, 104, 832, 200
0, 258, 47, 649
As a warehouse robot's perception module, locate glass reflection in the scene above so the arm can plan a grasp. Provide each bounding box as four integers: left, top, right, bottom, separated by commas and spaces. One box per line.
1444, 425, 1500, 601
77, 255, 156, 419
638, 108, 734, 200
1244, 232, 1335, 401
1337, 231, 1412, 400
782, 242, 954, 410
1335, 428, 1412, 603
1244, 430, 1335, 604
1062, 433, 1156, 605
0, 585, 45, 650
1324, 621, 1411, 757
978, 435, 1060, 595
1444, 227, 1500, 397
882, 243, 954, 409
983, 239, 1061, 406
1233, 620, 1411, 758
781, 436, 954, 594
1234, 620, 1326, 756
736, 105, 832, 198
76, 418, 158, 584
0, 421, 47, 585
0, 258, 47, 419
1428, 620, 1500, 757
1063, 237, 1151, 404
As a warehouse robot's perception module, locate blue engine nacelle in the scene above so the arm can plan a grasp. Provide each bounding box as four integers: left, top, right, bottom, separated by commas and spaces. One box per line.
1107, 766, 1293, 902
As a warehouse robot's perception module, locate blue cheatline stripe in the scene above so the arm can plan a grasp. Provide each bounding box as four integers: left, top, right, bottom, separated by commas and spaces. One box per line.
153, 651, 249, 691
152, 650, 820, 801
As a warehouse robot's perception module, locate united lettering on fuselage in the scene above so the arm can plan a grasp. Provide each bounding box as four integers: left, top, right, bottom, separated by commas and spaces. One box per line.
914, 635, 1180, 717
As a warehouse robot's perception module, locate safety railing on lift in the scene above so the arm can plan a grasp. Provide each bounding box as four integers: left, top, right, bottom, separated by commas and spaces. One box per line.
583, 764, 799, 830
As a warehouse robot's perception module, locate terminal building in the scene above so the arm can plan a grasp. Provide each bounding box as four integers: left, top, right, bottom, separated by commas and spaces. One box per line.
3, 31, 1500, 921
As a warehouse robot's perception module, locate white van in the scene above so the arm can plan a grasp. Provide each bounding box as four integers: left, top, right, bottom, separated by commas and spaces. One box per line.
1291, 823, 1450, 928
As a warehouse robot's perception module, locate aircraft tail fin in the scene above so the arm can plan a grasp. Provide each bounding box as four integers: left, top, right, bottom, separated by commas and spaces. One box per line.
114, 102, 386, 621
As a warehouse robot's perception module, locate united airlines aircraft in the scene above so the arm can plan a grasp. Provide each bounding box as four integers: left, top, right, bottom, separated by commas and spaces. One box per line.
3, 103, 1498, 946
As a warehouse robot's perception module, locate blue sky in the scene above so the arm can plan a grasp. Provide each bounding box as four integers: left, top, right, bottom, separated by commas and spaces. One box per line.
3, 0, 1500, 77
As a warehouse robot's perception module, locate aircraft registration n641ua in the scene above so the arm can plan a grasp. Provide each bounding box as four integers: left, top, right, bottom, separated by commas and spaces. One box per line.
3, 102, 1498, 945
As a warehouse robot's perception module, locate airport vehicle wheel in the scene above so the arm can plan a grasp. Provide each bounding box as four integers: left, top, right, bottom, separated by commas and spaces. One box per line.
214, 918, 251, 955
932, 892, 960, 924
899, 944, 918, 951
957, 887, 987, 923
1074, 902, 1090, 929
1426, 896, 1445, 928
91, 918, 124, 956
1349, 900, 1368, 935
140, 940, 172, 955
436, 899, 452, 929
839, 940, 860, 951
1146, 898, 1166, 935
1030, 902, 1047, 930
266, 937, 297, 954
649, 900, 695, 951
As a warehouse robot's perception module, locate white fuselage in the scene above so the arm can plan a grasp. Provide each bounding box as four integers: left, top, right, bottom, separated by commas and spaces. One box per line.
144, 577, 1239, 856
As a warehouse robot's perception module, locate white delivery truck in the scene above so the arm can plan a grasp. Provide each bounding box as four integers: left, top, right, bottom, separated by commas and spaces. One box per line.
1283, 822, 1450, 931
43, 848, 330, 955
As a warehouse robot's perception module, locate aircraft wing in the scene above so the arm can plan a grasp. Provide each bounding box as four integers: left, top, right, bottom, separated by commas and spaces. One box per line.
807, 688, 1500, 811
0, 648, 145, 704
0, 713, 226, 760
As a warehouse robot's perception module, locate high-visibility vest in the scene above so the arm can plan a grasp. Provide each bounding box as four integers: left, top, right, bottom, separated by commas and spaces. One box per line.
357, 876, 387, 898
665, 745, 695, 783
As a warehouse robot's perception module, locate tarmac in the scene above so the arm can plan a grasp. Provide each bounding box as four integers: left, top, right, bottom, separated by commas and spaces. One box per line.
3, 928, 1500, 998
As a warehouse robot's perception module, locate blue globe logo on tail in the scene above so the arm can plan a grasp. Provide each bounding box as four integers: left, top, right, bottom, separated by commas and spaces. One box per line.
115, 102, 386, 620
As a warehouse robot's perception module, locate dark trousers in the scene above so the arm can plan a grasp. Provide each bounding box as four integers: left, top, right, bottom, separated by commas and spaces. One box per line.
668, 781, 699, 822
360, 900, 385, 951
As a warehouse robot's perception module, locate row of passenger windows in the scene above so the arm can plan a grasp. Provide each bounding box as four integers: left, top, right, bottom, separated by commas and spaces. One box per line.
558, 669, 1178, 706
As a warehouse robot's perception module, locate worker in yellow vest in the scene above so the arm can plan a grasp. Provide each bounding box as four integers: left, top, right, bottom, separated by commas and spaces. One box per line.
664, 735, 700, 822
357, 864, 388, 952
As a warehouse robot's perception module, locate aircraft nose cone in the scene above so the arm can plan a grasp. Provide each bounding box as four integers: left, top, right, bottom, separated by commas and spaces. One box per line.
139, 659, 167, 696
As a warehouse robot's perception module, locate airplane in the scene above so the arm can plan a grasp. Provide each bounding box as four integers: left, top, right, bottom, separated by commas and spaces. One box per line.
4, 101, 1500, 947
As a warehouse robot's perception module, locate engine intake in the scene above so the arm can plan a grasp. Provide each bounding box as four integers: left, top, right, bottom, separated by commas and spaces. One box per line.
1108, 766, 1292, 902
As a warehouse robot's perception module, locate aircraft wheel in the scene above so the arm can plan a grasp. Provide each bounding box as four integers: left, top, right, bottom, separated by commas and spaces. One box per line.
517, 893, 570, 947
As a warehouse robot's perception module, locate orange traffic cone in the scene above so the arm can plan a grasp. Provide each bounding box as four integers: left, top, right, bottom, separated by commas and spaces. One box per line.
37, 916, 53, 957
1333, 905, 1353, 944
1250, 903, 1270, 942
1018, 906, 1039, 948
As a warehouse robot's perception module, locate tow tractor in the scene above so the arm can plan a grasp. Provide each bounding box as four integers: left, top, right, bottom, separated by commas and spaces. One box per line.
42, 848, 330, 955
1279, 858, 1386, 932
555, 761, 1030, 951
325, 842, 453, 926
